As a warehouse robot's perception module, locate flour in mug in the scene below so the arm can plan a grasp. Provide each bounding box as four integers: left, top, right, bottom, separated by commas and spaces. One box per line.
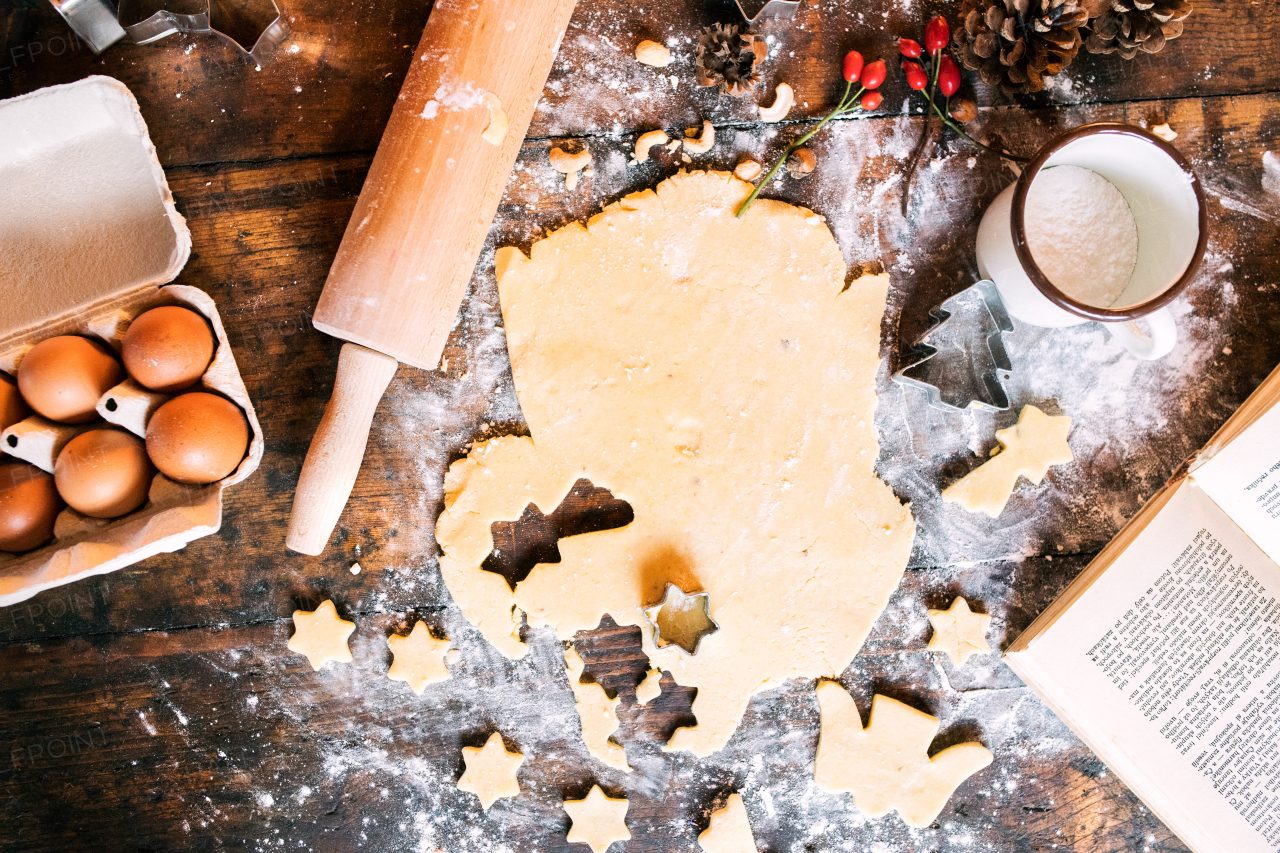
1024, 164, 1139, 309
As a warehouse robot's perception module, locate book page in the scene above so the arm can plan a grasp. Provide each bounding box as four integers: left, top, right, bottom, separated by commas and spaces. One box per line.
1191, 402, 1280, 564
1025, 483, 1280, 853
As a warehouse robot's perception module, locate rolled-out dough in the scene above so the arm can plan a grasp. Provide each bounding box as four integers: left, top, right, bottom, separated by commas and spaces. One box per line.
698, 792, 757, 852
436, 170, 915, 756
566, 645, 631, 771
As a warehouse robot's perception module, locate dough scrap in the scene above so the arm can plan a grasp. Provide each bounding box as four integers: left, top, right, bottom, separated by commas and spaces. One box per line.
564, 785, 631, 853
287, 600, 355, 671
636, 668, 663, 705
926, 597, 991, 667
436, 170, 915, 756
387, 621, 452, 694
566, 646, 632, 771
814, 681, 993, 828
941, 405, 1072, 518
698, 792, 757, 852
457, 732, 524, 810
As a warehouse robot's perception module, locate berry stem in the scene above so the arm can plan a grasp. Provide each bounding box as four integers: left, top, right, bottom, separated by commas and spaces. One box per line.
926, 97, 1030, 163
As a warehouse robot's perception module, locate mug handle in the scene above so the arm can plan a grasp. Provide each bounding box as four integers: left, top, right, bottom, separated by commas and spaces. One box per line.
1105, 307, 1177, 360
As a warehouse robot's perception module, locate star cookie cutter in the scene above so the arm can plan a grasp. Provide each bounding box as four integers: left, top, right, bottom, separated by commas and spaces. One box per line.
644, 583, 719, 655
49, 0, 289, 64
892, 280, 1014, 413
715, 0, 802, 24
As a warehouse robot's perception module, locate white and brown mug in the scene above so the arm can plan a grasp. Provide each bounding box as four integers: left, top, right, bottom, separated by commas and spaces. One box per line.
975, 123, 1208, 360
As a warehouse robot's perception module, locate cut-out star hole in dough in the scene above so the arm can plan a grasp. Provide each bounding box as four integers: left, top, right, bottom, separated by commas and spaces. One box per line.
287, 599, 355, 671
435, 170, 915, 756
566, 645, 632, 771
482, 479, 634, 590
941, 405, 1072, 518
698, 792, 757, 852
564, 785, 631, 853
645, 584, 718, 655
927, 597, 992, 667
814, 681, 993, 828
457, 732, 524, 810
387, 621, 452, 694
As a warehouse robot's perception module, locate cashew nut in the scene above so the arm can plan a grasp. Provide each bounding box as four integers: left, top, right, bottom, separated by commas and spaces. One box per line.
734, 158, 762, 181
682, 120, 715, 154
785, 147, 816, 178
1151, 123, 1177, 142
635, 40, 672, 67
634, 129, 669, 164
549, 145, 592, 191
480, 92, 509, 146
758, 83, 794, 123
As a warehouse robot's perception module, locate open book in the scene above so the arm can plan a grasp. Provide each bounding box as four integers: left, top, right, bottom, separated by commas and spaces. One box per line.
1005, 364, 1280, 853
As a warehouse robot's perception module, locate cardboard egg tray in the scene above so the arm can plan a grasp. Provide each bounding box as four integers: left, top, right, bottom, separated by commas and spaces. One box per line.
0, 76, 263, 607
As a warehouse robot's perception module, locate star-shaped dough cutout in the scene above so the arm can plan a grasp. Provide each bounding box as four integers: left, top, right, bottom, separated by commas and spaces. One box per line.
387, 621, 452, 694
814, 681, 993, 828
941, 404, 1072, 518
566, 646, 632, 771
698, 792, 756, 852
645, 583, 718, 655
457, 732, 524, 810
564, 785, 631, 853
287, 599, 355, 671
927, 597, 992, 667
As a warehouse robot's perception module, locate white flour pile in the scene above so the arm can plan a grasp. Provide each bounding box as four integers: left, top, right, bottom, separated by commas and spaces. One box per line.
1023, 164, 1138, 309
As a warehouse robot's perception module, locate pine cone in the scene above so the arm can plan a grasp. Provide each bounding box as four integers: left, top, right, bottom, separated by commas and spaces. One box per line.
1084, 0, 1192, 60
953, 0, 1095, 94
694, 24, 767, 97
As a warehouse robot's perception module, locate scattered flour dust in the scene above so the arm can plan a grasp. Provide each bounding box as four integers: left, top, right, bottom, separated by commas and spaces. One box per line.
1263, 151, 1280, 197
1023, 165, 1138, 309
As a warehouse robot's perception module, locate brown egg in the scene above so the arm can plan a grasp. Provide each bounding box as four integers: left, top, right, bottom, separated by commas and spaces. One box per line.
55, 429, 155, 518
0, 373, 31, 431
18, 336, 124, 424
0, 462, 63, 552
122, 306, 216, 393
146, 392, 249, 485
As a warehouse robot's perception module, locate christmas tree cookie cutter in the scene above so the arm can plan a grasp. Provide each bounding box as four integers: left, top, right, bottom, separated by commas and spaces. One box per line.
48, 0, 289, 63
893, 280, 1014, 412
716, 0, 803, 24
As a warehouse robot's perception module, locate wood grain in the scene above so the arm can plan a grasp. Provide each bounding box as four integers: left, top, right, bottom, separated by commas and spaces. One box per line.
3, 0, 1279, 849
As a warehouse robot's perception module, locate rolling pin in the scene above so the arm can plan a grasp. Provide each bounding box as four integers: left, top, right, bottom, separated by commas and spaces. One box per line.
286, 0, 580, 555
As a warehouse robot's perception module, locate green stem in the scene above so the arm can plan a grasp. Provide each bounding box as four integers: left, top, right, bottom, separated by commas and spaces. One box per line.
736, 81, 863, 219
927, 97, 1030, 163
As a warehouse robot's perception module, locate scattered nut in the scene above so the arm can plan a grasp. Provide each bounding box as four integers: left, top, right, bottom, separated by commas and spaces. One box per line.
549, 145, 592, 191
480, 92, 508, 145
785, 148, 816, 178
635, 40, 672, 67
734, 159, 762, 181
1151, 122, 1177, 142
665, 138, 682, 153
758, 83, 794, 123
949, 98, 977, 124
683, 120, 715, 154
634, 129, 670, 164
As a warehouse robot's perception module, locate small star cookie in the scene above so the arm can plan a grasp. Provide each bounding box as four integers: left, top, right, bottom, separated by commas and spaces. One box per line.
564, 785, 630, 853
927, 597, 992, 667
387, 621, 451, 694
457, 732, 524, 810
287, 599, 355, 671
698, 792, 756, 853
941, 405, 1072, 518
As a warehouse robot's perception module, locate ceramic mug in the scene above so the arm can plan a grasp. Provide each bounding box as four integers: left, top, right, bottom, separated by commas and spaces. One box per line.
975, 123, 1208, 360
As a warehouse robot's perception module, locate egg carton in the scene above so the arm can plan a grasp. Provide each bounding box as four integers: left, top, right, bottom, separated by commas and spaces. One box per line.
0, 77, 263, 607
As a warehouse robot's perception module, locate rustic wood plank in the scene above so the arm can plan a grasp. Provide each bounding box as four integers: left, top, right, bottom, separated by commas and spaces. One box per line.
0, 554, 1188, 852
2, 0, 1276, 166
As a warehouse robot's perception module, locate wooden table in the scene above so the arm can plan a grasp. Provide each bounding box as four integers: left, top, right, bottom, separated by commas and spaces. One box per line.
2, 1, 1278, 850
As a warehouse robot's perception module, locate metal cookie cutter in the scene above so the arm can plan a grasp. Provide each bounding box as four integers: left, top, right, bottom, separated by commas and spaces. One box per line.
893, 280, 1015, 412
49, 0, 289, 64
644, 583, 719, 656
717, 0, 803, 24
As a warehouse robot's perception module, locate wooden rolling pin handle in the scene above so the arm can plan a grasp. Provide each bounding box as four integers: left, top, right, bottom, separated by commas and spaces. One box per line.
286, 344, 399, 555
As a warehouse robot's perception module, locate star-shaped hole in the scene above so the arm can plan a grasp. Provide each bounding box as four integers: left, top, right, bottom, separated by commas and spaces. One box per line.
481, 478, 633, 590
645, 584, 718, 655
